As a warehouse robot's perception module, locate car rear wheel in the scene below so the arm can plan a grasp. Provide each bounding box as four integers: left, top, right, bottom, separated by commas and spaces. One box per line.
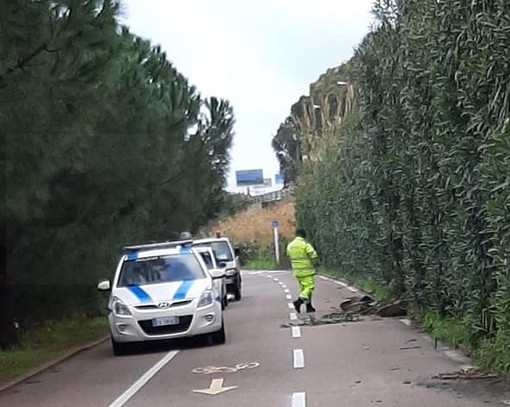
210, 319, 226, 345
111, 337, 131, 356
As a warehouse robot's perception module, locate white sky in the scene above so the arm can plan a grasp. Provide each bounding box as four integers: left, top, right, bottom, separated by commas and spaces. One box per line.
122, 0, 374, 190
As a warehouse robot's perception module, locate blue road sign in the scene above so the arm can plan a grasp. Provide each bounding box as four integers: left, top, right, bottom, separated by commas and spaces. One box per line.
272, 220, 280, 228
235, 169, 264, 186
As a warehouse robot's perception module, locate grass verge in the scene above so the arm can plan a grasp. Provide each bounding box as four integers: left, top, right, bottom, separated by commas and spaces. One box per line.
243, 258, 283, 270
421, 312, 470, 350
0, 317, 108, 384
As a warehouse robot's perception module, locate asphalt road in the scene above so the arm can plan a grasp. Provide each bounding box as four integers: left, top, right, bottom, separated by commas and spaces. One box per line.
1, 270, 509, 407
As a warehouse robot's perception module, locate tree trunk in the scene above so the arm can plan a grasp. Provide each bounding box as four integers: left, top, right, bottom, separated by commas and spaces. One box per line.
0, 226, 18, 349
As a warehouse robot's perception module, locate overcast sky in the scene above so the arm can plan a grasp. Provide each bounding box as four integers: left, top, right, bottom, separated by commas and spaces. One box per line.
123, 0, 375, 190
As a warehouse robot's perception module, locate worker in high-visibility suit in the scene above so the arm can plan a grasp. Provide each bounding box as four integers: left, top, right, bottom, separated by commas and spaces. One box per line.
286, 228, 318, 313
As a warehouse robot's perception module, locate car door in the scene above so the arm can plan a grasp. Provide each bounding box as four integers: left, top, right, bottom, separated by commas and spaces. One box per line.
194, 247, 227, 308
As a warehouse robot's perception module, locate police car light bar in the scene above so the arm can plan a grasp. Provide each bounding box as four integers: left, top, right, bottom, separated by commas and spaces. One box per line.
123, 240, 193, 252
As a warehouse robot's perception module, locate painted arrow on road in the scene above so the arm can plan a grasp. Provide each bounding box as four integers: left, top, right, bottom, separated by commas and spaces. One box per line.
193, 378, 238, 395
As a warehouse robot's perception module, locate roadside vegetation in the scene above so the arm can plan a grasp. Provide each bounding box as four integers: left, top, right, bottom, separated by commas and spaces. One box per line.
205, 199, 295, 270
272, 1, 510, 375
243, 254, 283, 271
0, 317, 108, 384
1, 0, 236, 351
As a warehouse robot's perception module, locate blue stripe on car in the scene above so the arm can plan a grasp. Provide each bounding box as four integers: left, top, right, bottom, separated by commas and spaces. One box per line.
127, 286, 152, 303
173, 280, 193, 300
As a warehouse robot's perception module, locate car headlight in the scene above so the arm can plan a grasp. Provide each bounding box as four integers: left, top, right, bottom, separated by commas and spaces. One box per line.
198, 290, 213, 308
225, 268, 237, 276
112, 297, 132, 316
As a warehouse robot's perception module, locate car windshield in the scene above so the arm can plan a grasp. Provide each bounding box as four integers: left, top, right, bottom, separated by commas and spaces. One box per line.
117, 253, 205, 287
194, 241, 233, 262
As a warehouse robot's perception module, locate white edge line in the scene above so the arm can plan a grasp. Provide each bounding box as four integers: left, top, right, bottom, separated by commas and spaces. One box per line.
288, 303, 294, 309
293, 349, 305, 368
399, 318, 411, 326
291, 326, 301, 338
108, 350, 179, 407
284, 289, 290, 293
444, 349, 471, 364
292, 392, 306, 407
286, 294, 292, 300
289, 312, 297, 320
282, 285, 288, 289
320, 274, 353, 289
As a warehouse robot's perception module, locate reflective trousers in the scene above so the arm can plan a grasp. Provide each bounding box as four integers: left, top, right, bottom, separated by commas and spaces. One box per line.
295, 274, 315, 303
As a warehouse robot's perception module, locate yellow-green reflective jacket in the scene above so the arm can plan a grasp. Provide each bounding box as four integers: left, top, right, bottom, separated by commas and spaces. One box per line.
286, 237, 318, 277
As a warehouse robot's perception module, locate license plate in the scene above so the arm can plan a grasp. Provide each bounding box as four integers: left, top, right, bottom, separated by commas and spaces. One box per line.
152, 316, 180, 327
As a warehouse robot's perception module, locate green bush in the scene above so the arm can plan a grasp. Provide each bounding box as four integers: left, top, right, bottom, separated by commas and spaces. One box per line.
281, 0, 510, 374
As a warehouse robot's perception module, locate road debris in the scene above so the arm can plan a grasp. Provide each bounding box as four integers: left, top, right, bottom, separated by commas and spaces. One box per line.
433, 367, 499, 381
281, 294, 411, 328
340, 295, 407, 317
280, 309, 365, 328
400, 345, 422, 350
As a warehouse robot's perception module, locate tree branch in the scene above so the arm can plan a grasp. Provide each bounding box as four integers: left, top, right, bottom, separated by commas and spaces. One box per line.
0, 43, 47, 82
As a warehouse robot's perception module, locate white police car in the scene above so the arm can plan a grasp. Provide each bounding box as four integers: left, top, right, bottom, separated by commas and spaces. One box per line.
97, 240, 226, 355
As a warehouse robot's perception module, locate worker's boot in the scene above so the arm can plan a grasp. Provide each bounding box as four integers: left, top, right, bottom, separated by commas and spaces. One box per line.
306, 294, 315, 313
293, 298, 303, 313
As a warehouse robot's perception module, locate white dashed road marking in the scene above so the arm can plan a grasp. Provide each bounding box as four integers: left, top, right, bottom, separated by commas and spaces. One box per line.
292, 392, 306, 407
293, 349, 305, 369
289, 312, 297, 320
291, 326, 301, 338
288, 303, 294, 309
286, 294, 292, 300
284, 288, 290, 293
108, 351, 179, 407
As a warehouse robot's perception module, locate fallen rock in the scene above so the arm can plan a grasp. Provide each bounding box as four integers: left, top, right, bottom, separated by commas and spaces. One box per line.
376, 300, 407, 317
340, 294, 376, 314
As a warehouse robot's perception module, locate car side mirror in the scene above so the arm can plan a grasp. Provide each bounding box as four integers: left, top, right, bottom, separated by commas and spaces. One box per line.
218, 262, 227, 269
97, 279, 111, 291
210, 269, 226, 279
234, 247, 241, 257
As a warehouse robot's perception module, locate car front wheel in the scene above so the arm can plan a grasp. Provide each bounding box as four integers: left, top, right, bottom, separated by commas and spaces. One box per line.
111, 337, 131, 356
210, 319, 226, 345
233, 278, 242, 301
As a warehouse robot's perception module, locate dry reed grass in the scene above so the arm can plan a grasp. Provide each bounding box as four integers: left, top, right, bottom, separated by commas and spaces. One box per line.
207, 199, 296, 247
